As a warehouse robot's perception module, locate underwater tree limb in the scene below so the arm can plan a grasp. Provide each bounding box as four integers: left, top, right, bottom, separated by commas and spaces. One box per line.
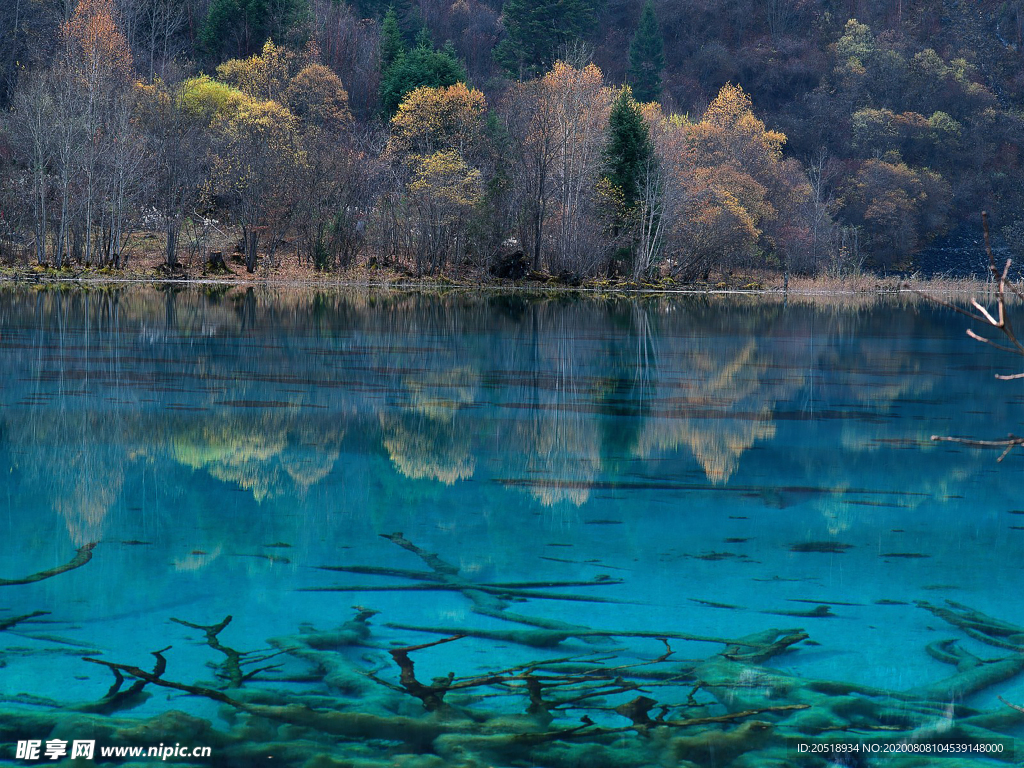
82, 650, 239, 707
0, 543, 97, 586
170, 616, 246, 688
28, 595, 1024, 767
77, 646, 172, 715
300, 583, 632, 604
385, 621, 765, 649
388, 634, 465, 711
0, 611, 50, 631
373, 531, 612, 643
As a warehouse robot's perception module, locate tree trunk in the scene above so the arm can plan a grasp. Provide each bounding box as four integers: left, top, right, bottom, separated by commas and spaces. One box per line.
165, 221, 179, 268
245, 229, 259, 273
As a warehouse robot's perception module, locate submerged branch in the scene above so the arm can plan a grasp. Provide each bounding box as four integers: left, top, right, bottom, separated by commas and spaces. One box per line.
0, 543, 97, 587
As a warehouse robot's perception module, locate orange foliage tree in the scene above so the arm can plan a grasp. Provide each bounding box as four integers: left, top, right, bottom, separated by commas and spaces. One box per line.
57, 0, 141, 268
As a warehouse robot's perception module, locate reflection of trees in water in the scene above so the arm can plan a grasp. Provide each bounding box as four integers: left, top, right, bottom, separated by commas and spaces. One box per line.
380, 413, 475, 485
633, 340, 781, 484
1, 290, 134, 544
50, 414, 126, 545
0, 286, 1001, 532
504, 302, 602, 509
171, 418, 342, 502
629, 300, 800, 485
0, 288, 353, 538
372, 307, 481, 484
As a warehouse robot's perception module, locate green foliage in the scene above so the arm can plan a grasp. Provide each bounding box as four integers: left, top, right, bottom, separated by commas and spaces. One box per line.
353, 0, 411, 21
199, 0, 310, 60
603, 86, 655, 211
352, 0, 389, 17
627, 1, 664, 103
379, 39, 466, 115
494, 0, 602, 77
834, 19, 875, 68
380, 7, 404, 72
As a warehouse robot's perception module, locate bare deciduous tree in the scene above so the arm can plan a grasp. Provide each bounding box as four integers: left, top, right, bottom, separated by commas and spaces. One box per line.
922, 213, 1024, 461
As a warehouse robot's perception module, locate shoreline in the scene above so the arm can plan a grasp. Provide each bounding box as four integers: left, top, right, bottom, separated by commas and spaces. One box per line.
0, 267, 1006, 299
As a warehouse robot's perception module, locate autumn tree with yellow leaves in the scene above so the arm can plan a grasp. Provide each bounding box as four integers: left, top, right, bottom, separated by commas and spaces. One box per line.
382, 83, 488, 273
633, 83, 812, 281
212, 96, 306, 273
387, 82, 487, 163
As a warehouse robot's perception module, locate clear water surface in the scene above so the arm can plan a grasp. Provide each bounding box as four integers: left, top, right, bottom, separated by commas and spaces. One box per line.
0, 286, 1021, 767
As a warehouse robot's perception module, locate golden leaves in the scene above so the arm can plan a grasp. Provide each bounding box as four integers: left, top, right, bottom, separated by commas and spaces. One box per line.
216, 40, 292, 103
286, 63, 352, 131
407, 149, 483, 222
388, 82, 487, 161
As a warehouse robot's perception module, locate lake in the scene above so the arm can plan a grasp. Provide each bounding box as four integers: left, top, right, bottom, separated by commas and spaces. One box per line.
1, 285, 1021, 766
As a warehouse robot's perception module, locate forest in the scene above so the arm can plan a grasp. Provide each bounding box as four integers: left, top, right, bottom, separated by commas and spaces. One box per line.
0, 0, 1022, 281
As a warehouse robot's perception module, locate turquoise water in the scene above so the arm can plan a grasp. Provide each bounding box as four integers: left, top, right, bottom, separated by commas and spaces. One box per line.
1, 286, 1022, 766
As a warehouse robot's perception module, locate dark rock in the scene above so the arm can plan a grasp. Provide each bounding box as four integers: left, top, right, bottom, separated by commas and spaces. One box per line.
489, 250, 530, 280
155, 262, 187, 277
555, 270, 583, 287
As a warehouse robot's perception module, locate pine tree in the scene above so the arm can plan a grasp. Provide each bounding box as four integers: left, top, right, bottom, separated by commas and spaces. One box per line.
603, 86, 654, 211
379, 34, 467, 114
414, 26, 433, 50
380, 6, 403, 72
355, 0, 419, 37
200, 0, 310, 60
494, 0, 601, 78
627, 0, 664, 103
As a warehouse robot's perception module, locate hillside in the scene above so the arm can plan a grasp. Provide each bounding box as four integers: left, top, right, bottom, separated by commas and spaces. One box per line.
0, 0, 1021, 279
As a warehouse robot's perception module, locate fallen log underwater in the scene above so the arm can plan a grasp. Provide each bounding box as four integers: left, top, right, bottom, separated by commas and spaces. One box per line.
1, 536, 1023, 766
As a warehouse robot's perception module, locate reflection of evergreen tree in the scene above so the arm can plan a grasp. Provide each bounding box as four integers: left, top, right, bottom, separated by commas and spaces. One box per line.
596, 303, 657, 473
505, 303, 602, 508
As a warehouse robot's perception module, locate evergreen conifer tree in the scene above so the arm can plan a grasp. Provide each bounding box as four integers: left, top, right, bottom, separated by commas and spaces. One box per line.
415, 26, 433, 50
627, 0, 664, 103
494, 0, 601, 78
380, 6, 404, 72
379, 32, 467, 114
604, 86, 654, 211
200, 0, 310, 59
